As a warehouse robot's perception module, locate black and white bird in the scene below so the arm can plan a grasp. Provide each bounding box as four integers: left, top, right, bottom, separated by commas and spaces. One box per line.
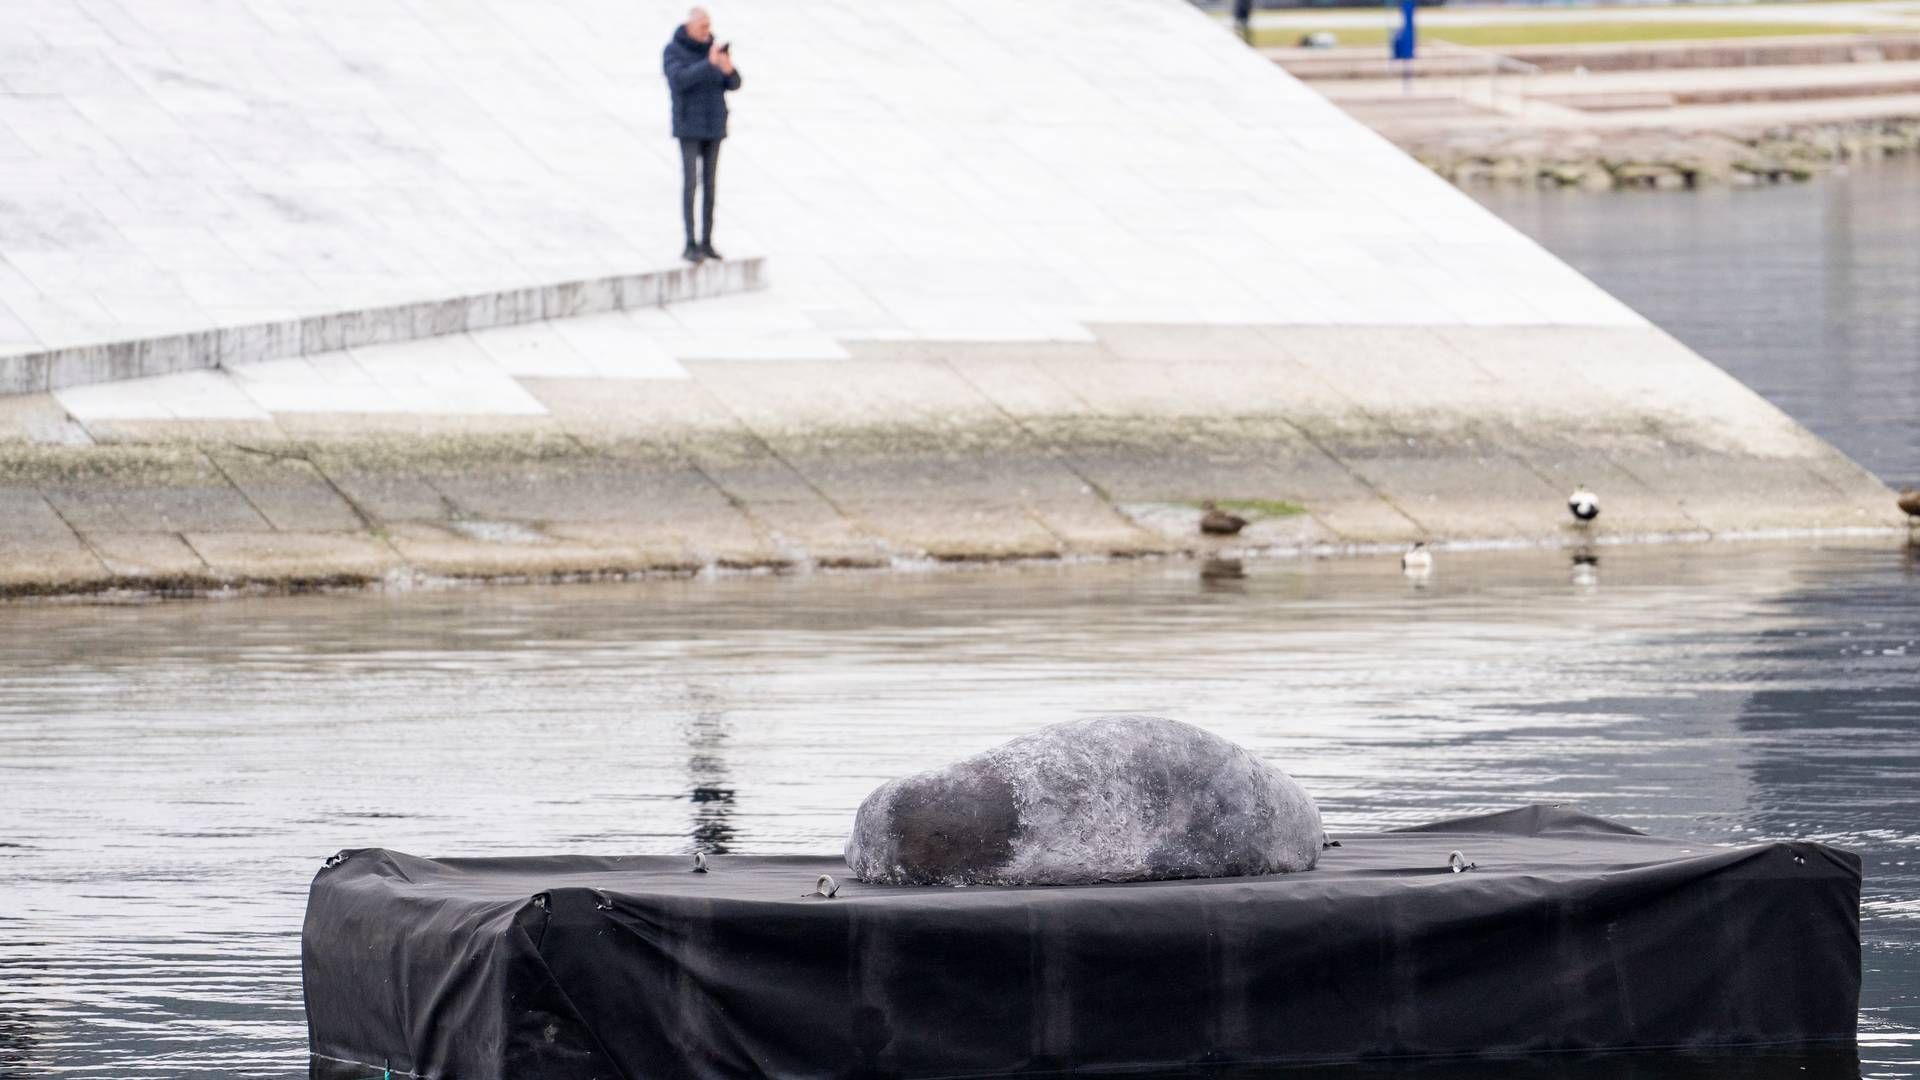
1568, 485, 1600, 523
1401, 542, 1433, 574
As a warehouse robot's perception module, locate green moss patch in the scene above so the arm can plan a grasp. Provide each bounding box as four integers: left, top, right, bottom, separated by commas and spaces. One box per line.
1197, 498, 1308, 518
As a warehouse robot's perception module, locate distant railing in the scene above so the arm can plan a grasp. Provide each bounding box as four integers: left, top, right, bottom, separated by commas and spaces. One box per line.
1272, 43, 1541, 116
1446, 44, 1542, 114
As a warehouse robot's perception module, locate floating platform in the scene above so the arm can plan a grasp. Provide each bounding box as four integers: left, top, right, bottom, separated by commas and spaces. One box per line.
301, 806, 1859, 1079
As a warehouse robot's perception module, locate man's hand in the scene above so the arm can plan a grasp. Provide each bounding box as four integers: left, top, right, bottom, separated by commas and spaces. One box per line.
709, 43, 733, 74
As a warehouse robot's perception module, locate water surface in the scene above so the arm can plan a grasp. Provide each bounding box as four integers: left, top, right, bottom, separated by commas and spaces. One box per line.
1476, 155, 1920, 488
2, 543, 1917, 1076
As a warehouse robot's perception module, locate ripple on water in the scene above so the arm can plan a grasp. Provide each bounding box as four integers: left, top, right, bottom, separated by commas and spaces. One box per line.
0, 542, 1917, 1077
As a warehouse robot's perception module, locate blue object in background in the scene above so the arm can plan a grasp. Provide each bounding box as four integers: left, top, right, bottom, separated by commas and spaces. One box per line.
1391, 0, 1417, 59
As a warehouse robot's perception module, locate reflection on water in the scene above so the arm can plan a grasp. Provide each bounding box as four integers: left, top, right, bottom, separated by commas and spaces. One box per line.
1, 542, 1918, 1077
685, 688, 738, 855
1476, 156, 1920, 489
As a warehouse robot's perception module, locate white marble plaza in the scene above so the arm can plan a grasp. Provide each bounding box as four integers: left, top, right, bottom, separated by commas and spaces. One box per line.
4, 0, 1647, 423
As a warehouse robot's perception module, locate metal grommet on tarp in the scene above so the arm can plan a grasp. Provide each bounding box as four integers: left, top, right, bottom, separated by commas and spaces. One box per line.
1448, 850, 1477, 873
322, 851, 351, 871
807, 873, 840, 899
693, 852, 709, 873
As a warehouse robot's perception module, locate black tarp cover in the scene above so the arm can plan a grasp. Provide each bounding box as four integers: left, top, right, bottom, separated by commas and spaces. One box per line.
301, 806, 1860, 1080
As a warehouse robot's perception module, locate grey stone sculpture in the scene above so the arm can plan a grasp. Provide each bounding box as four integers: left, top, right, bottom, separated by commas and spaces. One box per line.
844, 715, 1322, 886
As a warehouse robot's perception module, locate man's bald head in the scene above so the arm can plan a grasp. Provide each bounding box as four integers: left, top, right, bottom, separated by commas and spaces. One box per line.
686, 7, 712, 41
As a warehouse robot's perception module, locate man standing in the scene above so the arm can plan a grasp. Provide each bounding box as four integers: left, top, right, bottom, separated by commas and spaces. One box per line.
664, 7, 741, 263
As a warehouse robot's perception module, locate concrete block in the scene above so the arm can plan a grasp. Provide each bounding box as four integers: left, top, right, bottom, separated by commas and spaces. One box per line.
1094, 323, 1280, 363
690, 356, 1007, 437
381, 521, 657, 578
1039, 347, 1357, 425
1299, 499, 1428, 544
459, 292, 500, 333
615, 272, 663, 310
78, 418, 286, 446
0, 486, 103, 580
86, 530, 208, 578
1316, 433, 1570, 539
521, 376, 742, 446
206, 448, 365, 532
735, 498, 890, 568
189, 331, 225, 371
1508, 434, 1707, 537
217, 322, 269, 369
0, 352, 50, 396
1030, 500, 1165, 556
839, 500, 1062, 561
41, 346, 96, 391
0, 489, 106, 589
42, 481, 270, 535
16, 445, 267, 534
427, 451, 737, 530
301, 313, 347, 355
542, 280, 592, 320
489, 286, 545, 328
0, 394, 90, 445
101, 339, 145, 383
333, 305, 409, 351
941, 353, 1093, 419
300, 454, 449, 523
1609, 447, 1892, 534
183, 529, 400, 580
9, 260, 770, 398
656, 266, 696, 307
574, 276, 620, 316
411, 297, 469, 339
570, 501, 778, 567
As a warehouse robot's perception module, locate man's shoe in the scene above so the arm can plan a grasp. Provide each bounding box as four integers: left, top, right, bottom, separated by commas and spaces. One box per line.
682, 242, 705, 263
698, 242, 724, 260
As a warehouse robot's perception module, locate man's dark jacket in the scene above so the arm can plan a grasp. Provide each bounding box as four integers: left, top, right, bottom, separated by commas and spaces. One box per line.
663, 25, 742, 141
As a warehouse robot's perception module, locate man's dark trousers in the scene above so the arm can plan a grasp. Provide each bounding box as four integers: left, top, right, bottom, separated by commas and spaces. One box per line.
680, 138, 719, 248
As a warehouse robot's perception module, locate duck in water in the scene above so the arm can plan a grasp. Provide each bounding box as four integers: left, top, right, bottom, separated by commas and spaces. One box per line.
1899, 488, 1920, 531
1401, 542, 1433, 575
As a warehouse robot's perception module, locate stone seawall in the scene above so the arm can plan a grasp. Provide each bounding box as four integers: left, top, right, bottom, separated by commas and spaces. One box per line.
0, 324, 1896, 599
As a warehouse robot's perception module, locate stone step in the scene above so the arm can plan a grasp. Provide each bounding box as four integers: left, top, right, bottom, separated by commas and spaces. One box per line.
1269, 33, 1920, 79
1536, 91, 1683, 112
0, 257, 765, 397
1500, 33, 1920, 74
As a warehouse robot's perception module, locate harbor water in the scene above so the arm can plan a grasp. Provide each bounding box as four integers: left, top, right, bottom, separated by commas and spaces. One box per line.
4, 163, 1920, 1078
